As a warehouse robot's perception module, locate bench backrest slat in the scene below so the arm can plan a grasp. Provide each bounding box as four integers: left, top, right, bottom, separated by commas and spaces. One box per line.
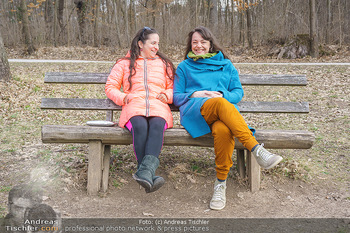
45, 72, 307, 86
45, 72, 109, 84
41, 98, 309, 113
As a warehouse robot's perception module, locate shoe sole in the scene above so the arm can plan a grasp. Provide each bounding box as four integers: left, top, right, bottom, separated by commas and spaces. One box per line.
263, 156, 283, 169
209, 203, 226, 210
133, 174, 152, 191
146, 177, 165, 193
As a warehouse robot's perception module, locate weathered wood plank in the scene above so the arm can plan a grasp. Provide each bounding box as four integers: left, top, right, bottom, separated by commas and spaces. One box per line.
240, 74, 307, 86
45, 72, 308, 86
236, 149, 246, 178
41, 125, 315, 149
45, 72, 109, 84
102, 145, 111, 193
247, 151, 260, 192
238, 101, 309, 113
41, 98, 310, 113
41, 98, 122, 111
87, 140, 103, 195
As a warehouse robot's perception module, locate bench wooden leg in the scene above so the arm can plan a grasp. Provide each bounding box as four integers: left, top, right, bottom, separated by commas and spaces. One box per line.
101, 145, 111, 192
236, 149, 246, 178
247, 150, 260, 192
87, 140, 103, 195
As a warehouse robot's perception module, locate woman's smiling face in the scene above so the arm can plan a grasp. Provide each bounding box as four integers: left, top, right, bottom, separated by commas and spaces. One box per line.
191, 32, 210, 55
139, 33, 159, 59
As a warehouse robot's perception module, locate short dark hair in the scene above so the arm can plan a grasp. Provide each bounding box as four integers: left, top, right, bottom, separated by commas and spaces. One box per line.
184, 26, 229, 60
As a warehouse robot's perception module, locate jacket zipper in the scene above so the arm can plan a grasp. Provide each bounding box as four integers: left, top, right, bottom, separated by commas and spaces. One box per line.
144, 59, 150, 117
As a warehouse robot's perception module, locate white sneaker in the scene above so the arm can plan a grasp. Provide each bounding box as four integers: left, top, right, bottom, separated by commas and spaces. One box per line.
210, 180, 226, 210
252, 143, 283, 169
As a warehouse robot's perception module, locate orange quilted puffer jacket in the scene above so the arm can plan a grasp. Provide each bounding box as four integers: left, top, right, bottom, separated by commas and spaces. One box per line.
105, 55, 174, 128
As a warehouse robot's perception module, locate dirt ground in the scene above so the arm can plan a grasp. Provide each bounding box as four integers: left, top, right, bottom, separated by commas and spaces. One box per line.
48, 169, 350, 218
1, 45, 349, 223
1, 141, 349, 219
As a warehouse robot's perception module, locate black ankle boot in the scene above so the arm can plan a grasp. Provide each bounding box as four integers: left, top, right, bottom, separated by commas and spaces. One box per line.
147, 176, 165, 193
133, 155, 164, 193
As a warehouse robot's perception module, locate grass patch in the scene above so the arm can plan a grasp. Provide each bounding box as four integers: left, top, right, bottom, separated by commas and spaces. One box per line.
0, 206, 7, 218
0, 186, 12, 192
112, 180, 123, 189
265, 158, 311, 181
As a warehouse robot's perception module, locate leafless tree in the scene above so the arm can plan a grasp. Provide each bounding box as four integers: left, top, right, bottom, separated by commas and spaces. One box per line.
325, 0, 332, 44
209, 0, 218, 33
246, 0, 253, 48
74, 0, 87, 44
309, 0, 319, 58
58, 0, 65, 32
94, 0, 101, 47
112, 0, 122, 47
20, 0, 36, 54
0, 30, 12, 82
0, 0, 348, 52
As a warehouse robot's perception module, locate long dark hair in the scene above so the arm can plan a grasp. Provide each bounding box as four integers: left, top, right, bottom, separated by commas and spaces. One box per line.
117, 27, 175, 91
184, 26, 229, 60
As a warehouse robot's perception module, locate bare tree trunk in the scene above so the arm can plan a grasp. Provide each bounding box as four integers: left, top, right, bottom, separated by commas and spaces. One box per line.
189, 0, 197, 29
326, 0, 332, 44
151, 0, 157, 28
124, 0, 129, 42
195, 0, 198, 28
94, 0, 100, 47
131, 1, 137, 35
209, 0, 218, 33
230, 0, 235, 44
0, 31, 11, 82
261, 0, 265, 42
206, 0, 210, 27
239, 12, 245, 46
58, 0, 65, 32
225, 0, 229, 35
346, 0, 350, 43
45, 0, 54, 43
338, 0, 342, 46
218, 0, 222, 34
246, 0, 253, 48
112, 0, 121, 47
74, 0, 87, 44
284, 0, 290, 41
201, 0, 207, 27
161, 3, 168, 43
309, 0, 319, 57
66, 0, 70, 46
53, 0, 58, 46
20, 0, 36, 54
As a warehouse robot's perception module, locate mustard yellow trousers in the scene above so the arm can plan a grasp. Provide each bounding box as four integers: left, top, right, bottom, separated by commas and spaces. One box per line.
201, 98, 259, 180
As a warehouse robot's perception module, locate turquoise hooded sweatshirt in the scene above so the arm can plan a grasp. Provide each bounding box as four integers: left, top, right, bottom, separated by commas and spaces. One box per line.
174, 51, 249, 138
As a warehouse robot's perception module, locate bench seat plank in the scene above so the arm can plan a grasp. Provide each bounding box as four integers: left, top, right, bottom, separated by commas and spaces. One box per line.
45, 72, 307, 86
42, 125, 315, 149
41, 98, 310, 113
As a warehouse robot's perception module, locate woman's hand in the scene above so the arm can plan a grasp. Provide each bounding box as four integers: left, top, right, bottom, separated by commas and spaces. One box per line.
157, 93, 168, 103
191, 91, 223, 98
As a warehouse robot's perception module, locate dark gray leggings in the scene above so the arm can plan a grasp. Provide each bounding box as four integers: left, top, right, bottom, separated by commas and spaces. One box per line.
125, 116, 167, 164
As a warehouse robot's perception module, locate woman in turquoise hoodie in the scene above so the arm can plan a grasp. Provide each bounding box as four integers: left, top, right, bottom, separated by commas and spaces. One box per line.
174, 26, 283, 210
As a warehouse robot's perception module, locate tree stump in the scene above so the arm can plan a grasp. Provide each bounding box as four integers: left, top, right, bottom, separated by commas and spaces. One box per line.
268, 34, 311, 59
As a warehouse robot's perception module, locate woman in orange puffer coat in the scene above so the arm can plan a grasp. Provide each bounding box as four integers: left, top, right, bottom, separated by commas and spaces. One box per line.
105, 27, 175, 193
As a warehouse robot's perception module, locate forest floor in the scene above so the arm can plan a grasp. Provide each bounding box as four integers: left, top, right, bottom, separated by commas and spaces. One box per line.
0, 45, 349, 225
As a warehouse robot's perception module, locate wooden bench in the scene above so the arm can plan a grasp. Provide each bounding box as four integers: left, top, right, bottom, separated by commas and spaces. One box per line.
41, 72, 315, 195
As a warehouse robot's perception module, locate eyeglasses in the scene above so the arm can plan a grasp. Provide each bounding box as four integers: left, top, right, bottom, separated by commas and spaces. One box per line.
142, 27, 151, 35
